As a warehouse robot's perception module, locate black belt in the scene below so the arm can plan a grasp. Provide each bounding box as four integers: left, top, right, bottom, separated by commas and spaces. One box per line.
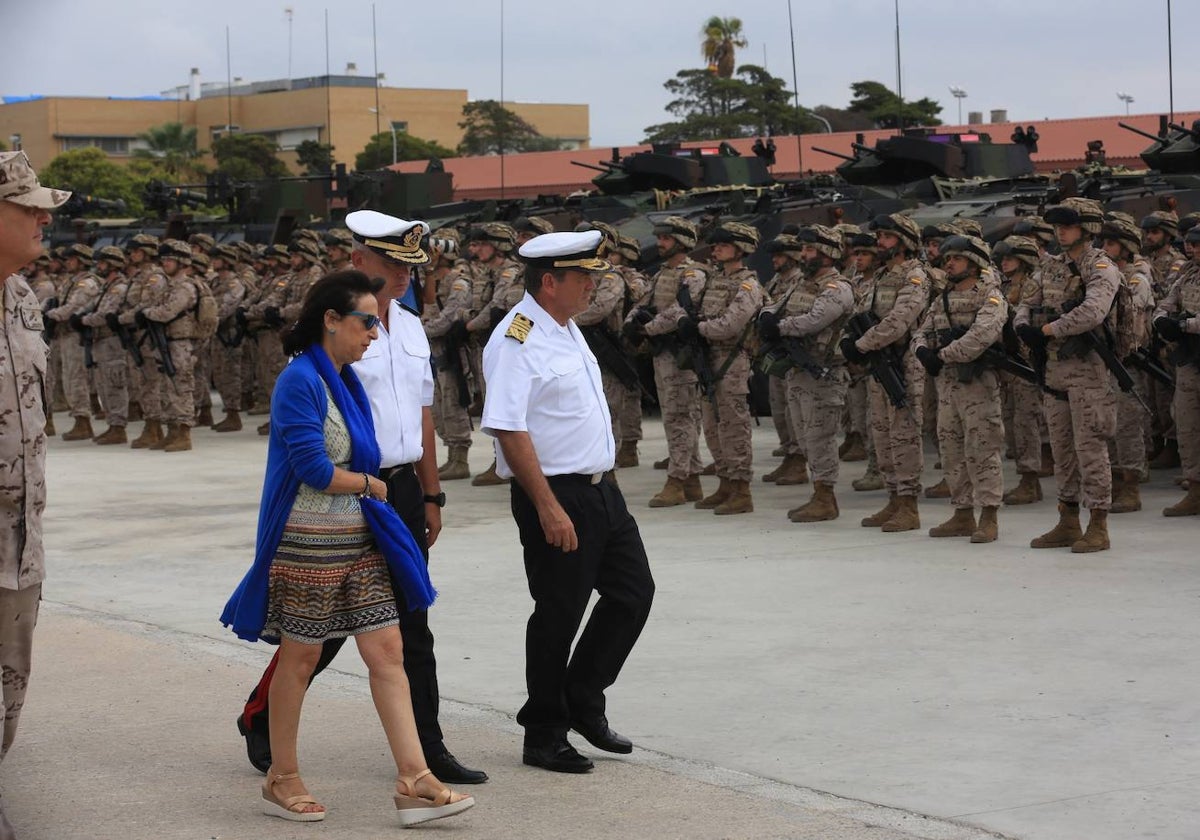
380, 463, 416, 481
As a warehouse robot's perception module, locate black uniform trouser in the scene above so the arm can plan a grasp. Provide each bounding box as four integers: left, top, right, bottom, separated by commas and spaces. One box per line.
241, 464, 445, 755
511, 473, 655, 746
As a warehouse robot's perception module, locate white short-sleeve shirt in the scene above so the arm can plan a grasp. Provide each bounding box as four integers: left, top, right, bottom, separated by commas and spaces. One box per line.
481, 291, 615, 478
352, 299, 434, 468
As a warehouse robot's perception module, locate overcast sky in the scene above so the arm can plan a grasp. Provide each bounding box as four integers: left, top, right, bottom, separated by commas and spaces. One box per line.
3, 0, 1195, 147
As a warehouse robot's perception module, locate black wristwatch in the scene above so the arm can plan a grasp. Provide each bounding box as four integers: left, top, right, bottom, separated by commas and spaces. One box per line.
423, 492, 447, 508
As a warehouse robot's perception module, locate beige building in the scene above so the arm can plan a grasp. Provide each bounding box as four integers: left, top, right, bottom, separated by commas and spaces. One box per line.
0, 73, 590, 174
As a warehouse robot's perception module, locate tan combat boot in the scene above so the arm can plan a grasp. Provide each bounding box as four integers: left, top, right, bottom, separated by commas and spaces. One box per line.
714, 480, 753, 515
648, 477, 687, 508
771, 445, 787, 457
615, 440, 639, 468
788, 482, 839, 522
164, 424, 193, 453
1164, 484, 1200, 516
761, 457, 788, 483
924, 478, 950, 499
852, 466, 885, 492
881, 495, 921, 532
653, 456, 669, 470
212, 410, 243, 433
131, 420, 162, 449
1038, 443, 1055, 478
774, 454, 809, 486
150, 423, 176, 450
682, 474, 704, 502
695, 477, 731, 510
44, 412, 55, 436
1071, 508, 1110, 553
1002, 472, 1042, 506
438, 445, 471, 481
93, 425, 127, 446
840, 432, 867, 462
971, 506, 999, 543
471, 459, 507, 486
928, 507, 976, 537
61, 415, 94, 442
700, 461, 717, 476
861, 492, 898, 527
1109, 468, 1142, 514
196, 405, 214, 427
257, 421, 271, 436
1030, 502, 1083, 549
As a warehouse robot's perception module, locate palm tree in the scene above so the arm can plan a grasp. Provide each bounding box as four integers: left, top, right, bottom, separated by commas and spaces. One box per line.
701, 16, 748, 78
133, 122, 200, 178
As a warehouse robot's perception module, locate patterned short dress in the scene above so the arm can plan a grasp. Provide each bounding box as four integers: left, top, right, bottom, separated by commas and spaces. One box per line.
262, 385, 399, 644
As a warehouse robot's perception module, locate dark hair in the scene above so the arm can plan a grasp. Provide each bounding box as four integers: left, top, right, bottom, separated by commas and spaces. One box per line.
282, 270, 383, 356
523, 262, 567, 295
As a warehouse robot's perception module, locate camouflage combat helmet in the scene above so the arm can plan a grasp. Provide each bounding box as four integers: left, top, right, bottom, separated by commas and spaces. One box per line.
188, 232, 216, 252
211, 243, 241, 264
235, 240, 257, 259
765, 233, 805, 260
1044, 197, 1104, 235
1012, 215, 1055, 245
291, 228, 322, 244
616, 235, 642, 263
847, 232, 877, 253
191, 251, 212, 271
64, 243, 94, 264
1179, 212, 1200, 237
1100, 217, 1142, 256
651, 216, 698, 250
158, 239, 193, 264
576, 220, 619, 254
125, 233, 160, 253
33, 251, 50, 267
921, 222, 957, 242
289, 237, 322, 263
938, 234, 992, 272
95, 245, 126, 268
514, 216, 555, 236
323, 228, 354, 250
468, 222, 517, 253
1140, 210, 1179, 237
833, 222, 863, 240
948, 218, 983, 238
1184, 226, 1200, 245
1104, 210, 1137, 227
992, 236, 1039, 271
870, 213, 921, 252
798, 225, 844, 261
708, 221, 760, 255
266, 243, 291, 260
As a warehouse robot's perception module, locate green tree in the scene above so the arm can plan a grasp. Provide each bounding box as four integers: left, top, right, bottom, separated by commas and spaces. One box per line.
132, 122, 202, 179
0, 138, 7, 152
211, 133, 289, 180
847, 81, 942, 129
457, 100, 563, 156
355, 132, 455, 170
39, 148, 144, 215
642, 65, 819, 143
701, 16, 748, 78
295, 140, 335, 175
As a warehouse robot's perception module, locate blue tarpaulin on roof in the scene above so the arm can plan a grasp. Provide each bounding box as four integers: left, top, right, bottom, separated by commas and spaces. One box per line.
1, 95, 46, 103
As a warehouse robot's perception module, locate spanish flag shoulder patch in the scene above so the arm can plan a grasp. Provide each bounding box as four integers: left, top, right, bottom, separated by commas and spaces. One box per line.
506, 313, 534, 343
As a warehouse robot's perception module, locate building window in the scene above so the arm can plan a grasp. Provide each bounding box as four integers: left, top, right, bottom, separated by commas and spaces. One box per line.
273, 127, 321, 151
60, 136, 146, 156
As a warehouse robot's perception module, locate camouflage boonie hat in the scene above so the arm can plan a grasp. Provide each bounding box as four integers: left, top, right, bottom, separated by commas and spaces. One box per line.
211, 243, 241, 263
514, 216, 555, 236
468, 222, 517, 253
289, 237, 322, 262
948, 218, 983, 238
95, 245, 126, 267
798, 225, 843, 261
158, 239, 193, 264
1013, 215, 1054, 244
191, 251, 212, 271
651, 216, 698, 250
870, 213, 921, 252
1140, 210, 1179, 236
0, 151, 71, 208
1100, 217, 1142, 255
1044, 197, 1104, 235
992, 235, 1039, 270
324, 228, 354, 249
616, 235, 642, 263
125, 233, 159, 253
765, 233, 805, 259
939, 235, 991, 272
188, 232, 216, 251
65, 243, 94, 264
709, 221, 760, 255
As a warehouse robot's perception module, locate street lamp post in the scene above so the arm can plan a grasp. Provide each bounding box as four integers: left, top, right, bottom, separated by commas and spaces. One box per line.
949, 86, 967, 125
1117, 92, 1134, 116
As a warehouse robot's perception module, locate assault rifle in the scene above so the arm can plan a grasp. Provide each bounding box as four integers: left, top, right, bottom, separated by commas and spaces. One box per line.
1125, 346, 1173, 387
581, 323, 642, 391
938, 326, 1066, 397
1059, 297, 1151, 414
139, 316, 177, 378
42, 298, 59, 342
844, 312, 908, 409
675, 285, 720, 419
441, 320, 472, 411
106, 313, 144, 367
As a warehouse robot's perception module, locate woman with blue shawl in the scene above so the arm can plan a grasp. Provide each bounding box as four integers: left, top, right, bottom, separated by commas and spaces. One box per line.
220, 270, 473, 827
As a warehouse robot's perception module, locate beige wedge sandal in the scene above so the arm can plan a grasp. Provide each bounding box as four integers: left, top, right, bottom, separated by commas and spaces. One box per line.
394, 768, 475, 827
261, 768, 326, 822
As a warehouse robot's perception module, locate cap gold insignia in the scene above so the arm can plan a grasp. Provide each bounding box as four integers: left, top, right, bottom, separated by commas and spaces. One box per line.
506, 313, 534, 343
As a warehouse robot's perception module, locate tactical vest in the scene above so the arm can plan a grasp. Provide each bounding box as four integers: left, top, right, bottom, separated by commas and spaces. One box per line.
700, 266, 758, 351
464, 261, 496, 313
62, 272, 99, 309
783, 271, 849, 357
869, 258, 922, 318
1151, 248, 1182, 295
616, 265, 649, 313
1178, 264, 1200, 316
91, 276, 129, 339
1124, 258, 1155, 350
930, 282, 991, 335
651, 258, 704, 312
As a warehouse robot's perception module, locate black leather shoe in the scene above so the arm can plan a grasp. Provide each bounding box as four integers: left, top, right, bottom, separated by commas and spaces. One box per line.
522, 740, 594, 773
427, 750, 489, 784
236, 715, 272, 774
571, 717, 633, 754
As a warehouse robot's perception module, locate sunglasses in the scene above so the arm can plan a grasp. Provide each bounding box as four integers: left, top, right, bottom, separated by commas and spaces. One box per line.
347, 310, 381, 330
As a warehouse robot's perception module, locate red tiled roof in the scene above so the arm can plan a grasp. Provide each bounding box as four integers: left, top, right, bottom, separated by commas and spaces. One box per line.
392, 112, 1200, 200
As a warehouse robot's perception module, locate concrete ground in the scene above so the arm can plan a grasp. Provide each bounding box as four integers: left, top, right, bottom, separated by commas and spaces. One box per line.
2, 413, 1197, 839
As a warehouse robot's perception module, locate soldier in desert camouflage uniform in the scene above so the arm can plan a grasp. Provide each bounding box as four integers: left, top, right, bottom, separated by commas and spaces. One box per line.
208, 243, 248, 432
912, 235, 1007, 543
1140, 211, 1184, 469
844, 233, 883, 491
609, 235, 649, 467
43, 244, 100, 441
1014, 198, 1121, 553
79, 246, 130, 445
757, 234, 808, 486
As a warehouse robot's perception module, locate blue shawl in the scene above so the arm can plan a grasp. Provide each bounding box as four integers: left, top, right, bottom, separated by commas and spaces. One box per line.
220, 346, 435, 643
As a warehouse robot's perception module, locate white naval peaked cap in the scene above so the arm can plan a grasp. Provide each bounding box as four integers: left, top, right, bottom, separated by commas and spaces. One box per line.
345, 209, 431, 265
517, 230, 610, 271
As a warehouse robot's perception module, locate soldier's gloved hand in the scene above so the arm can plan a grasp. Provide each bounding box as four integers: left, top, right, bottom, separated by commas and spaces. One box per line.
263, 306, 283, 327
490, 307, 505, 325
757, 310, 781, 342
632, 307, 655, 325
1155, 316, 1185, 342
839, 336, 865, 363
622, 319, 645, 341
915, 346, 944, 377
449, 320, 469, 342
134, 310, 150, 329
676, 315, 698, 342
235, 307, 249, 327
105, 313, 121, 332
68, 313, 85, 331
1016, 323, 1046, 350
